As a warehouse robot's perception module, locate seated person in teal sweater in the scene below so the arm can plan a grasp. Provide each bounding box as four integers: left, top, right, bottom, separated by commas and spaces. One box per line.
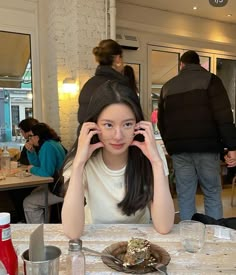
23, 123, 66, 223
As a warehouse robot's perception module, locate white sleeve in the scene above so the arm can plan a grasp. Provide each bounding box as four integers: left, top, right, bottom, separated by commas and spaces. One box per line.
156, 143, 169, 176
63, 165, 72, 183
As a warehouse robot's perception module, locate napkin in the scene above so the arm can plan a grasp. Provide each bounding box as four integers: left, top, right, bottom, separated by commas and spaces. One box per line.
29, 224, 45, 261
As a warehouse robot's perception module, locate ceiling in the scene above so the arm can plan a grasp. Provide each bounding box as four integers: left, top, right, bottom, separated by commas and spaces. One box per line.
120, 0, 236, 24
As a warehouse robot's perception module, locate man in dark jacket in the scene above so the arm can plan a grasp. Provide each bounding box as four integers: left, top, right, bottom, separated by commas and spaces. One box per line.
158, 50, 236, 221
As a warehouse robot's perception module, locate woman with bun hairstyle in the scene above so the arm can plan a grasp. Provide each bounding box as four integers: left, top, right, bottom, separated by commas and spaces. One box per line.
78, 39, 136, 124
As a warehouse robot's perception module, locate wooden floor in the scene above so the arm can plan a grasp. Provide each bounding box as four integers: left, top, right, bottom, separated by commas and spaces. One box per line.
0, 183, 235, 223
173, 184, 236, 223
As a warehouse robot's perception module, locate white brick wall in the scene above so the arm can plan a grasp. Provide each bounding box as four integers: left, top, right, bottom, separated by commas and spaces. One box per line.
46, 0, 106, 150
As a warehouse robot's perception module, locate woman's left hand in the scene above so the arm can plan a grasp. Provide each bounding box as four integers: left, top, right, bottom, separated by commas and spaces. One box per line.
131, 121, 161, 164
26, 165, 33, 172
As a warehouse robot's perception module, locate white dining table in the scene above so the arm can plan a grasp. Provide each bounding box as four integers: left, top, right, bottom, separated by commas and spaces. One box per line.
12, 223, 236, 274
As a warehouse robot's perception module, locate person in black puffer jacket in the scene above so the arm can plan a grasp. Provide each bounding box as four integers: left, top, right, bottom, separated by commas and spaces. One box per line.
158, 50, 236, 221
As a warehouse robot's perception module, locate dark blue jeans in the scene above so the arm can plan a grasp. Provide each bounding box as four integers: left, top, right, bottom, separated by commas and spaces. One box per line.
172, 152, 223, 220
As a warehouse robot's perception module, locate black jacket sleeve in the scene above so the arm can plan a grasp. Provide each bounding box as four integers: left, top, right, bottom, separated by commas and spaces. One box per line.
207, 74, 236, 150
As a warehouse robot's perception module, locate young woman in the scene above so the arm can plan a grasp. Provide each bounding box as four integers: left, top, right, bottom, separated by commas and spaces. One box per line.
62, 81, 175, 239
23, 122, 66, 223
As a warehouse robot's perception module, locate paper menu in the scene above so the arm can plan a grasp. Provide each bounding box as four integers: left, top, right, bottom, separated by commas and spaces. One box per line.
29, 224, 45, 261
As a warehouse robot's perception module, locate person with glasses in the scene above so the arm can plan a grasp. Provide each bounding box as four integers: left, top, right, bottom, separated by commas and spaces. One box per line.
62, 81, 175, 239
23, 122, 67, 223
8, 117, 39, 223
18, 117, 39, 165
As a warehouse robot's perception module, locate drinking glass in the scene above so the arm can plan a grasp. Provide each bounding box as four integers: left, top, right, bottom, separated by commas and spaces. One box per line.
179, 220, 205, 253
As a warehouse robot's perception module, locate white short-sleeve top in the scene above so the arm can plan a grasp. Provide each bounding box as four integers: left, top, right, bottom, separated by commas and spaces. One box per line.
83, 150, 151, 224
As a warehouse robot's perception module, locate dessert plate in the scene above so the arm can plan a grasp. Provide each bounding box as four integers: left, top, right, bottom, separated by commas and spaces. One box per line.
15, 171, 32, 178
101, 241, 170, 274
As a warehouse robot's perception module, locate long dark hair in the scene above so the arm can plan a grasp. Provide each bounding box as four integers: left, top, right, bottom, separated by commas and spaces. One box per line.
18, 117, 39, 132
123, 65, 139, 95
64, 81, 153, 215
31, 122, 61, 149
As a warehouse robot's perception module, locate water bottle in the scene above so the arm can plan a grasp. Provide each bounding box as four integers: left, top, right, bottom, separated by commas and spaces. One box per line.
67, 239, 85, 275
0, 146, 10, 177
0, 213, 18, 275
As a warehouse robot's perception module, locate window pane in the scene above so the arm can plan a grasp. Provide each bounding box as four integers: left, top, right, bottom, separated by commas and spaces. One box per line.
200, 56, 211, 71
151, 50, 180, 110
216, 58, 236, 121
0, 31, 32, 142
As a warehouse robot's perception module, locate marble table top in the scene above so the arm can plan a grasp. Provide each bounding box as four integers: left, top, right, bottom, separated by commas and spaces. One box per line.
11, 223, 236, 274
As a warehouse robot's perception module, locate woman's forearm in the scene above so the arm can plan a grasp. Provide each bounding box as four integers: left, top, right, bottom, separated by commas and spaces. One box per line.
62, 163, 85, 239
150, 161, 175, 234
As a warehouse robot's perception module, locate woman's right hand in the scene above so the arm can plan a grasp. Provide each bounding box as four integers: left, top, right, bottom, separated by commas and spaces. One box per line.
25, 141, 34, 152
74, 122, 104, 166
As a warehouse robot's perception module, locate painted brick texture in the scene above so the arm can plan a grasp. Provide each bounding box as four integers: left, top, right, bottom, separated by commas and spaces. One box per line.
47, 0, 106, 149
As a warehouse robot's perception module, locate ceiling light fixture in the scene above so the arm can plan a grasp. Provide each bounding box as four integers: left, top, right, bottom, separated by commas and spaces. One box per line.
227, 14, 232, 17
193, 6, 197, 10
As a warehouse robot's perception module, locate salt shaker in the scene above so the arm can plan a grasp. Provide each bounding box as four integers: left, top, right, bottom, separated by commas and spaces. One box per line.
67, 239, 85, 275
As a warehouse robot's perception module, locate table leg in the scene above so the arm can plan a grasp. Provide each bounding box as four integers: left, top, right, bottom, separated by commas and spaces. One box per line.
44, 184, 49, 223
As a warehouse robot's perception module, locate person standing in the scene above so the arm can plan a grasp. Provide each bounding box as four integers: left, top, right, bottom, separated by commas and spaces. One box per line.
78, 39, 134, 125
158, 50, 236, 221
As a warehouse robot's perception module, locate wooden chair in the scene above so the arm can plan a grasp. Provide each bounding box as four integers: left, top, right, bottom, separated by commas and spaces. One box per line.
231, 176, 236, 207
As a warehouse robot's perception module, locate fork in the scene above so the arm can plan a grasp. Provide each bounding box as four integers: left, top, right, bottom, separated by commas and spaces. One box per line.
83, 247, 124, 264
152, 263, 168, 274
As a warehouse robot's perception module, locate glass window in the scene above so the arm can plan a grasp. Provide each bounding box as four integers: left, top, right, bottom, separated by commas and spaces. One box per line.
216, 57, 236, 121
0, 31, 32, 142
151, 49, 180, 111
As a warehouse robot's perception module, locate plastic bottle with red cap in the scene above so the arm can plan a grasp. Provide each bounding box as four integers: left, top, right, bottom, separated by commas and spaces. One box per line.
0, 213, 18, 275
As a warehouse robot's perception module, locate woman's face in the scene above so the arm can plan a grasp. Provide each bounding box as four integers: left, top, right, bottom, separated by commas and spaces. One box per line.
97, 103, 136, 155
28, 131, 39, 146
19, 129, 29, 139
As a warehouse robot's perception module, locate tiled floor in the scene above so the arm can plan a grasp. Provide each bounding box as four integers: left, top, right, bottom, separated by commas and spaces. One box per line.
173, 184, 236, 223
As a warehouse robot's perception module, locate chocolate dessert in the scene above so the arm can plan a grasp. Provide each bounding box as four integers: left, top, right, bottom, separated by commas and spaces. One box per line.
123, 238, 151, 267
